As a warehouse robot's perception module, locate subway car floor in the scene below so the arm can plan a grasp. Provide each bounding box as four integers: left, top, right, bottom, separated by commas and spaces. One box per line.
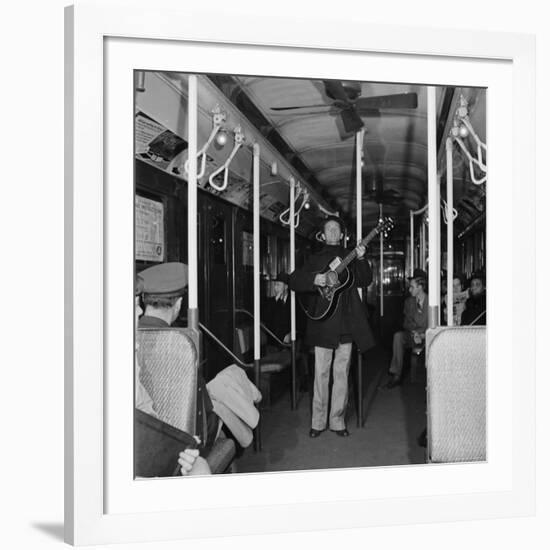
234, 346, 427, 473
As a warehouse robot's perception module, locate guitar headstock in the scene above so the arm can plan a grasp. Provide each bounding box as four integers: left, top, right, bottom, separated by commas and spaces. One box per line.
376, 216, 395, 239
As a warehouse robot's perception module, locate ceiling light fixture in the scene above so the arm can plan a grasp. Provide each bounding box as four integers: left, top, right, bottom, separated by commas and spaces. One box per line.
215, 128, 229, 147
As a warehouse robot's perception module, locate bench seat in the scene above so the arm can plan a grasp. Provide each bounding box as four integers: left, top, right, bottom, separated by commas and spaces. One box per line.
259, 349, 291, 373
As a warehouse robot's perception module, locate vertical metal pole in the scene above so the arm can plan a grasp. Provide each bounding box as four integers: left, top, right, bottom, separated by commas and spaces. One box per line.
379, 203, 384, 317
427, 86, 440, 328
446, 137, 454, 326
289, 177, 297, 410
409, 210, 414, 276
418, 222, 426, 270
421, 222, 426, 271
356, 130, 364, 428
252, 144, 261, 450
253, 144, 261, 361
356, 130, 364, 300
187, 75, 199, 331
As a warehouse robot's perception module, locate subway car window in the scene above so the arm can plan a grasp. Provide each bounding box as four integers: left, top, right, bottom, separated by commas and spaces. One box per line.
134, 71, 487, 478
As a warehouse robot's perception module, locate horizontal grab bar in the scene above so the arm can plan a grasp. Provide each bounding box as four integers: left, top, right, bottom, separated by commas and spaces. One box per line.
234, 308, 291, 348
199, 322, 254, 370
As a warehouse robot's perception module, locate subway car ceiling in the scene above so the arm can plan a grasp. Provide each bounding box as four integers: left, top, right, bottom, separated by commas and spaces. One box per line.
135, 71, 486, 240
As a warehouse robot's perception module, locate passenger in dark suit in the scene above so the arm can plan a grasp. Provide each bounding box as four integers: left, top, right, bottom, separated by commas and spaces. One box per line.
262, 272, 292, 343
262, 272, 307, 342
461, 273, 486, 326
262, 272, 309, 393
289, 216, 374, 438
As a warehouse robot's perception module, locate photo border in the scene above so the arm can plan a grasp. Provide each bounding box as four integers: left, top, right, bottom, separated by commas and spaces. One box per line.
106, 37, 509, 514
65, 1, 535, 545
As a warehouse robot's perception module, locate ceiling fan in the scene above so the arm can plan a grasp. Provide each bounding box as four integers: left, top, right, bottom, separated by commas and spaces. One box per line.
363, 167, 402, 206
271, 80, 418, 134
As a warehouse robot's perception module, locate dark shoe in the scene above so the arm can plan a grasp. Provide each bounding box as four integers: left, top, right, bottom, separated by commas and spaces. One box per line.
309, 428, 324, 438
417, 428, 427, 447
331, 429, 350, 437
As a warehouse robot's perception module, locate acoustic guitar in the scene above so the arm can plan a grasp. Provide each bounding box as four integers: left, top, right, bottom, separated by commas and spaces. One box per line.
299, 217, 394, 321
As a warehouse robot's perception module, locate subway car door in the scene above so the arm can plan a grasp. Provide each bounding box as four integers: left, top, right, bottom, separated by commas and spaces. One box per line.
232, 208, 257, 364
233, 209, 255, 316
199, 195, 235, 379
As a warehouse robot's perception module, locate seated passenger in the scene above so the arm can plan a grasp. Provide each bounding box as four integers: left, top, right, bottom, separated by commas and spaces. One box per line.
262, 272, 306, 344
261, 271, 308, 391
137, 262, 220, 458
440, 273, 447, 311
262, 272, 291, 344
134, 273, 210, 476
443, 274, 469, 325
383, 268, 428, 389
461, 273, 486, 326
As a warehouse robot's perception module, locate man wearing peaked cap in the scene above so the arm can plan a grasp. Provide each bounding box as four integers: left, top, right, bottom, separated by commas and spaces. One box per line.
134, 270, 210, 476
140, 262, 189, 297
139, 262, 188, 326
137, 262, 219, 457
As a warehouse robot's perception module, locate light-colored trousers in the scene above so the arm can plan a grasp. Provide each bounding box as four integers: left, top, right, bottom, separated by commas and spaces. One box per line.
389, 330, 411, 378
312, 343, 352, 431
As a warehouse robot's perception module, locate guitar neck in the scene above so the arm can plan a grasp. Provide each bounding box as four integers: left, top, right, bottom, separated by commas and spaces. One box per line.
335, 229, 378, 274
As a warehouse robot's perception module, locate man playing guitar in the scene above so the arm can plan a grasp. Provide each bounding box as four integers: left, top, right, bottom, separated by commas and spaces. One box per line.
289, 216, 375, 438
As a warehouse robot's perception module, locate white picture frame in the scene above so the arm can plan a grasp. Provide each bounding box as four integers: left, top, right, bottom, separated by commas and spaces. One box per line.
65, 0, 535, 545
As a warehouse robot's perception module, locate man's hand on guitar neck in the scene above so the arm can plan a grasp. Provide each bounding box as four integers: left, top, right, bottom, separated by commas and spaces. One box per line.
355, 243, 367, 259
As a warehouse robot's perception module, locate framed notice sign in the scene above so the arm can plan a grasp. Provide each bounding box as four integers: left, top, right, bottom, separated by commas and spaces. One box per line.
135, 195, 164, 262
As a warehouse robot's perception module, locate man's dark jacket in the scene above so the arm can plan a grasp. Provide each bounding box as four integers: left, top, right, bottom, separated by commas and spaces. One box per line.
461, 291, 487, 326
289, 244, 375, 352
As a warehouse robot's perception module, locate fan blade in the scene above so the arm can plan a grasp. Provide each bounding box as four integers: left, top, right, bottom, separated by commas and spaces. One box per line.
356, 109, 381, 118
268, 108, 339, 116
323, 80, 352, 103
271, 103, 331, 111
340, 107, 364, 133
355, 93, 418, 110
